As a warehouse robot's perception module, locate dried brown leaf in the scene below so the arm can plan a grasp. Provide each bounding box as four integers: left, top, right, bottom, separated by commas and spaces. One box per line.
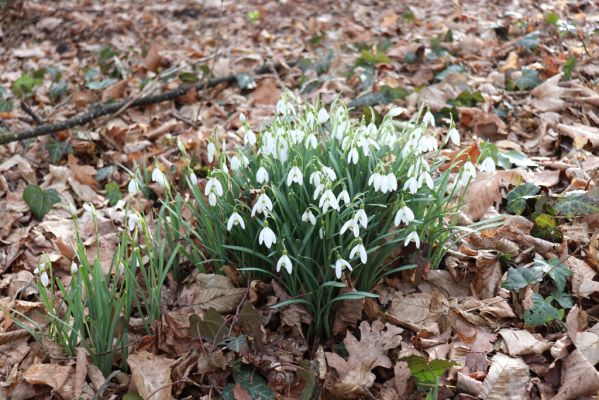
553, 349, 599, 400
498, 329, 551, 356
480, 353, 529, 399
128, 351, 174, 400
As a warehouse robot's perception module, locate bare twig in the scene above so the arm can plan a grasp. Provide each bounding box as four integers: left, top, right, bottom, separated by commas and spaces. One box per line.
0, 61, 296, 146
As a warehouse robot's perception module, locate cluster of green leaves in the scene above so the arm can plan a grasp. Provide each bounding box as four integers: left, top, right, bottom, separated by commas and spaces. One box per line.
506, 182, 599, 242
400, 355, 456, 400
503, 258, 573, 326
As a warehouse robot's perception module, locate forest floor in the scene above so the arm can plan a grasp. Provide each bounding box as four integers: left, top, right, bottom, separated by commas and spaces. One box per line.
1, 0, 599, 399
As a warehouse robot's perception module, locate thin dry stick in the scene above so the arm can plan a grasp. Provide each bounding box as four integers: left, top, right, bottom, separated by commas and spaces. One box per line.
0, 61, 296, 146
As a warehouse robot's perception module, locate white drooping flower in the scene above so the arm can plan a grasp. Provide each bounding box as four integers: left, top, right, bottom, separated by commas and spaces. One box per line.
256, 167, 269, 184
276, 253, 293, 274
419, 136, 438, 153
128, 179, 141, 195
302, 209, 316, 225
340, 217, 360, 238
306, 111, 315, 127
207, 142, 216, 163
319, 189, 340, 213
245, 129, 256, 146
239, 112, 247, 123
127, 212, 141, 232
205, 177, 224, 207
70, 262, 78, 274
463, 161, 477, 181
276, 99, 288, 116
355, 208, 368, 229
394, 205, 415, 226
386, 173, 398, 192
290, 129, 305, 144
309, 171, 321, 187
258, 226, 277, 248
347, 147, 359, 164
227, 212, 245, 231
333, 258, 352, 279
368, 172, 386, 192
387, 106, 404, 118
423, 111, 435, 127
337, 189, 350, 205
318, 108, 329, 124
276, 137, 289, 163
321, 166, 337, 181
40, 271, 49, 287
189, 172, 198, 186
404, 231, 420, 248
403, 177, 418, 194
287, 166, 304, 186
230, 156, 241, 171
152, 168, 167, 188
251, 193, 273, 217
480, 157, 496, 173
447, 127, 460, 146
305, 134, 317, 149
83, 202, 95, 214
419, 172, 435, 190
350, 242, 368, 264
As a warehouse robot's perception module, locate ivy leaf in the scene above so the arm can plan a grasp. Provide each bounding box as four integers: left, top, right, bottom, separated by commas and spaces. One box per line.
105, 182, 122, 206
96, 165, 117, 181
222, 365, 275, 400
87, 78, 117, 90
516, 32, 540, 51
189, 308, 227, 344
554, 192, 599, 217
524, 293, 561, 326
0, 99, 12, 112
515, 69, 541, 90
502, 267, 543, 291
45, 137, 72, 163
49, 80, 68, 102
506, 183, 540, 215
498, 149, 537, 168
12, 74, 43, 98
23, 185, 61, 220
534, 258, 572, 293
552, 290, 573, 309
399, 355, 457, 388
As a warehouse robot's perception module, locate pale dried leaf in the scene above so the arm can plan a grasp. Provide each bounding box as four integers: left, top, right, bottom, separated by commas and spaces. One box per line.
556, 123, 599, 150
187, 273, 246, 313
498, 329, 551, 356
553, 349, 599, 400
23, 363, 75, 399
128, 351, 174, 400
529, 73, 566, 112
481, 353, 529, 399
463, 170, 524, 221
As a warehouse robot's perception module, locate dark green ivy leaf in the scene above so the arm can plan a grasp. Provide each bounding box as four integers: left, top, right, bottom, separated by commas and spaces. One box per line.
524, 293, 561, 326
23, 185, 61, 220
502, 267, 543, 291
222, 365, 275, 400
506, 183, 540, 215
515, 69, 542, 90
189, 308, 227, 344
516, 31, 540, 51
554, 192, 599, 217
534, 258, 572, 293
45, 137, 72, 163
105, 182, 122, 206
50, 80, 68, 102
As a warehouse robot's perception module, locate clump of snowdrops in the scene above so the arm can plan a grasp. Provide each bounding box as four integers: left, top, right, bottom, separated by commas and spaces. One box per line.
174, 94, 491, 340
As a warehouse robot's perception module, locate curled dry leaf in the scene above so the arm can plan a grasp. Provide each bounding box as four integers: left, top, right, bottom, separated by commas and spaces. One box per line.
498, 329, 551, 356
128, 351, 174, 400
529, 73, 566, 112
388, 291, 446, 334
481, 353, 529, 399
332, 287, 365, 335
463, 170, 524, 221
23, 363, 75, 399
325, 320, 403, 399
553, 349, 599, 400
567, 257, 599, 298
556, 123, 599, 150
179, 273, 246, 314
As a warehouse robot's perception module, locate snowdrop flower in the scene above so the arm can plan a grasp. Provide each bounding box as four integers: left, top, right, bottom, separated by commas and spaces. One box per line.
83, 202, 96, 216
258, 226, 277, 249
127, 212, 141, 232
318, 108, 329, 124
152, 168, 167, 188
386, 173, 398, 192
256, 167, 269, 184
321, 166, 337, 181
276, 252, 293, 274
189, 172, 198, 186
207, 142, 216, 163
419, 136, 438, 153
419, 172, 435, 190
309, 171, 321, 187
404, 231, 420, 248
227, 212, 245, 231
480, 157, 496, 173
355, 208, 368, 229
69, 202, 77, 216
305, 134, 317, 149
463, 161, 477, 181
404, 177, 419, 194
423, 111, 435, 127
358, 137, 380, 157
350, 242, 368, 264
348, 148, 359, 164
302, 209, 317, 225
70, 262, 78, 274
447, 127, 460, 146
277, 138, 289, 163
337, 189, 350, 205
287, 166, 303, 186
394, 205, 415, 226
306, 111, 315, 127
205, 177, 224, 207
244, 129, 256, 146
387, 106, 404, 118
40, 271, 49, 287
340, 217, 360, 238
368, 172, 383, 192
239, 112, 247, 123
128, 179, 141, 195
251, 193, 273, 217
230, 156, 241, 171
313, 184, 325, 201
276, 99, 288, 116
319, 189, 340, 213
333, 258, 352, 279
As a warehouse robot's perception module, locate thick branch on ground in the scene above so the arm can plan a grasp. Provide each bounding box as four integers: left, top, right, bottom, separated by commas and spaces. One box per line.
0, 63, 289, 145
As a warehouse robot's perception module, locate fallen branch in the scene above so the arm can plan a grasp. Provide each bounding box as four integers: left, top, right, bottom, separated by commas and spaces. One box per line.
0, 62, 293, 145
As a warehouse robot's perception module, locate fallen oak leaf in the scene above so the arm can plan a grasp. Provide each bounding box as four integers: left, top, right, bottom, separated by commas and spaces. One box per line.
325, 320, 403, 399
